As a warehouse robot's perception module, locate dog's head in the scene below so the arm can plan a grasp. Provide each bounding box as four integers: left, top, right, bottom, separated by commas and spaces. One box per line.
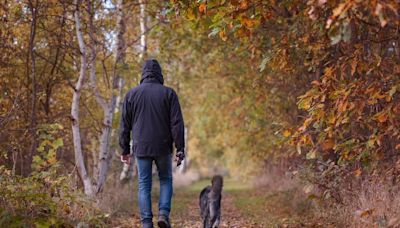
211, 175, 223, 192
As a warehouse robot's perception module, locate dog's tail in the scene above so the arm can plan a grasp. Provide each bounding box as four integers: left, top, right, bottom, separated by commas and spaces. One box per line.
211, 175, 223, 194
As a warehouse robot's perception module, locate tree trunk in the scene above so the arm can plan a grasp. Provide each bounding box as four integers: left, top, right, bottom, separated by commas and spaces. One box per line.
72, 0, 93, 196
25, 0, 38, 176
115, 0, 133, 182
96, 106, 114, 193
139, 0, 147, 60
96, 0, 126, 192
120, 0, 148, 181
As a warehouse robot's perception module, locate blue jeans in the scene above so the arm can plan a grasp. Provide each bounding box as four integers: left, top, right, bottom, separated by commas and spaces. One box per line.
136, 153, 173, 226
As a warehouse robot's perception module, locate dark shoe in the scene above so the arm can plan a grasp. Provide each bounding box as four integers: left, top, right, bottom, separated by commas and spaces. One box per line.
157, 215, 171, 228
142, 223, 154, 228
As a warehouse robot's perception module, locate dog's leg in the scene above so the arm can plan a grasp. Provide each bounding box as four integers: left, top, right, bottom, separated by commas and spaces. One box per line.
209, 201, 218, 228
205, 215, 212, 228
212, 217, 220, 228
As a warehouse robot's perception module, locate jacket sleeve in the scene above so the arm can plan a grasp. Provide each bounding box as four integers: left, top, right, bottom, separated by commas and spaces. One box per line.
119, 93, 132, 155
170, 89, 185, 153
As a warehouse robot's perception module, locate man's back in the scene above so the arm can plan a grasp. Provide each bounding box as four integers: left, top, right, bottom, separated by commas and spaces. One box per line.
119, 59, 185, 228
119, 59, 185, 157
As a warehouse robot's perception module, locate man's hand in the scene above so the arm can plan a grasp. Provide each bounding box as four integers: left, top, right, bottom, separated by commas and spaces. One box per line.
175, 151, 185, 166
120, 154, 131, 164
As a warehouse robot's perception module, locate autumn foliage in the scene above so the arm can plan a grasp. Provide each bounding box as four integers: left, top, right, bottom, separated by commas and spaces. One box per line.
170, 0, 400, 215
0, 0, 399, 226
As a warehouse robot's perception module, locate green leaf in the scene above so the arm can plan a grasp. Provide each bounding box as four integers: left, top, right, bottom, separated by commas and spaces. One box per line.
52, 138, 64, 149
298, 96, 312, 110
33, 155, 43, 164
306, 150, 317, 159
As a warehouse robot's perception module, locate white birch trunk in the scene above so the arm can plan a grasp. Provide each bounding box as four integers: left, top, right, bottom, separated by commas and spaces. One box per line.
139, 0, 147, 60
96, 0, 127, 191
96, 106, 113, 193
72, 0, 93, 196
91, 144, 98, 180
85, 0, 112, 193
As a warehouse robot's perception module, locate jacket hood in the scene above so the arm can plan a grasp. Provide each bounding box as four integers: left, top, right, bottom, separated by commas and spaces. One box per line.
140, 59, 164, 85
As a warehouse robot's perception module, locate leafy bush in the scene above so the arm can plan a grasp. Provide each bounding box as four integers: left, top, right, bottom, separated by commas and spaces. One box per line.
0, 124, 107, 227
0, 165, 109, 227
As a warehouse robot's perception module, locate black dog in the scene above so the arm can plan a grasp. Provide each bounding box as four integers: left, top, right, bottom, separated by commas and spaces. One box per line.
199, 175, 223, 228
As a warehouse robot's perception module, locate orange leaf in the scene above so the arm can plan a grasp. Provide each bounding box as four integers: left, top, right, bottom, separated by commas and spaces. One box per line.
311, 80, 320, 86
219, 30, 227, 41
351, 60, 357, 76
332, 3, 346, 17
236, 27, 250, 38
360, 208, 375, 218
282, 130, 291, 137
199, 3, 206, 14
321, 139, 335, 151
240, 0, 249, 9
354, 168, 362, 177
376, 112, 388, 123
240, 15, 259, 29
326, 3, 349, 28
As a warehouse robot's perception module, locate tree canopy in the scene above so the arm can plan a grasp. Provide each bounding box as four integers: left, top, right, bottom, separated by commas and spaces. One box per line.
0, 0, 399, 226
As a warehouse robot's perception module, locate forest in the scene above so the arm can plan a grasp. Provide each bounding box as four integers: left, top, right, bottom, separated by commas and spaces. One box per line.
0, 0, 399, 227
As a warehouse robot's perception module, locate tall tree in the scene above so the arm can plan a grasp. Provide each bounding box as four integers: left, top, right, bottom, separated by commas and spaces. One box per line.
25, 0, 38, 176
139, 0, 147, 60
71, 0, 93, 196
95, 0, 127, 192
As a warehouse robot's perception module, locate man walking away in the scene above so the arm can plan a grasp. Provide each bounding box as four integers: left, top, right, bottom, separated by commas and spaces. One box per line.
119, 59, 185, 228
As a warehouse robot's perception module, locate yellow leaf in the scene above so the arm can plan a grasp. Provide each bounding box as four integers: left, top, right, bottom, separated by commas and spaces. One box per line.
186, 9, 195, 20
306, 150, 317, 159
332, 3, 347, 18
326, 3, 349, 28
282, 130, 291, 137
219, 30, 227, 41
299, 117, 313, 132
298, 96, 312, 110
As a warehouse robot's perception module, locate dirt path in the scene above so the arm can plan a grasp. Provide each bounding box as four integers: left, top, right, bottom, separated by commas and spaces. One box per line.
109, 179, 326, 228
111, 192, 255, 228
111, 187, 259, 227
172, 192, 257, 228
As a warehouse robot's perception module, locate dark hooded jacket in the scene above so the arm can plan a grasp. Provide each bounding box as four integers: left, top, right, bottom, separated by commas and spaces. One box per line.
119, 59, 185, 157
